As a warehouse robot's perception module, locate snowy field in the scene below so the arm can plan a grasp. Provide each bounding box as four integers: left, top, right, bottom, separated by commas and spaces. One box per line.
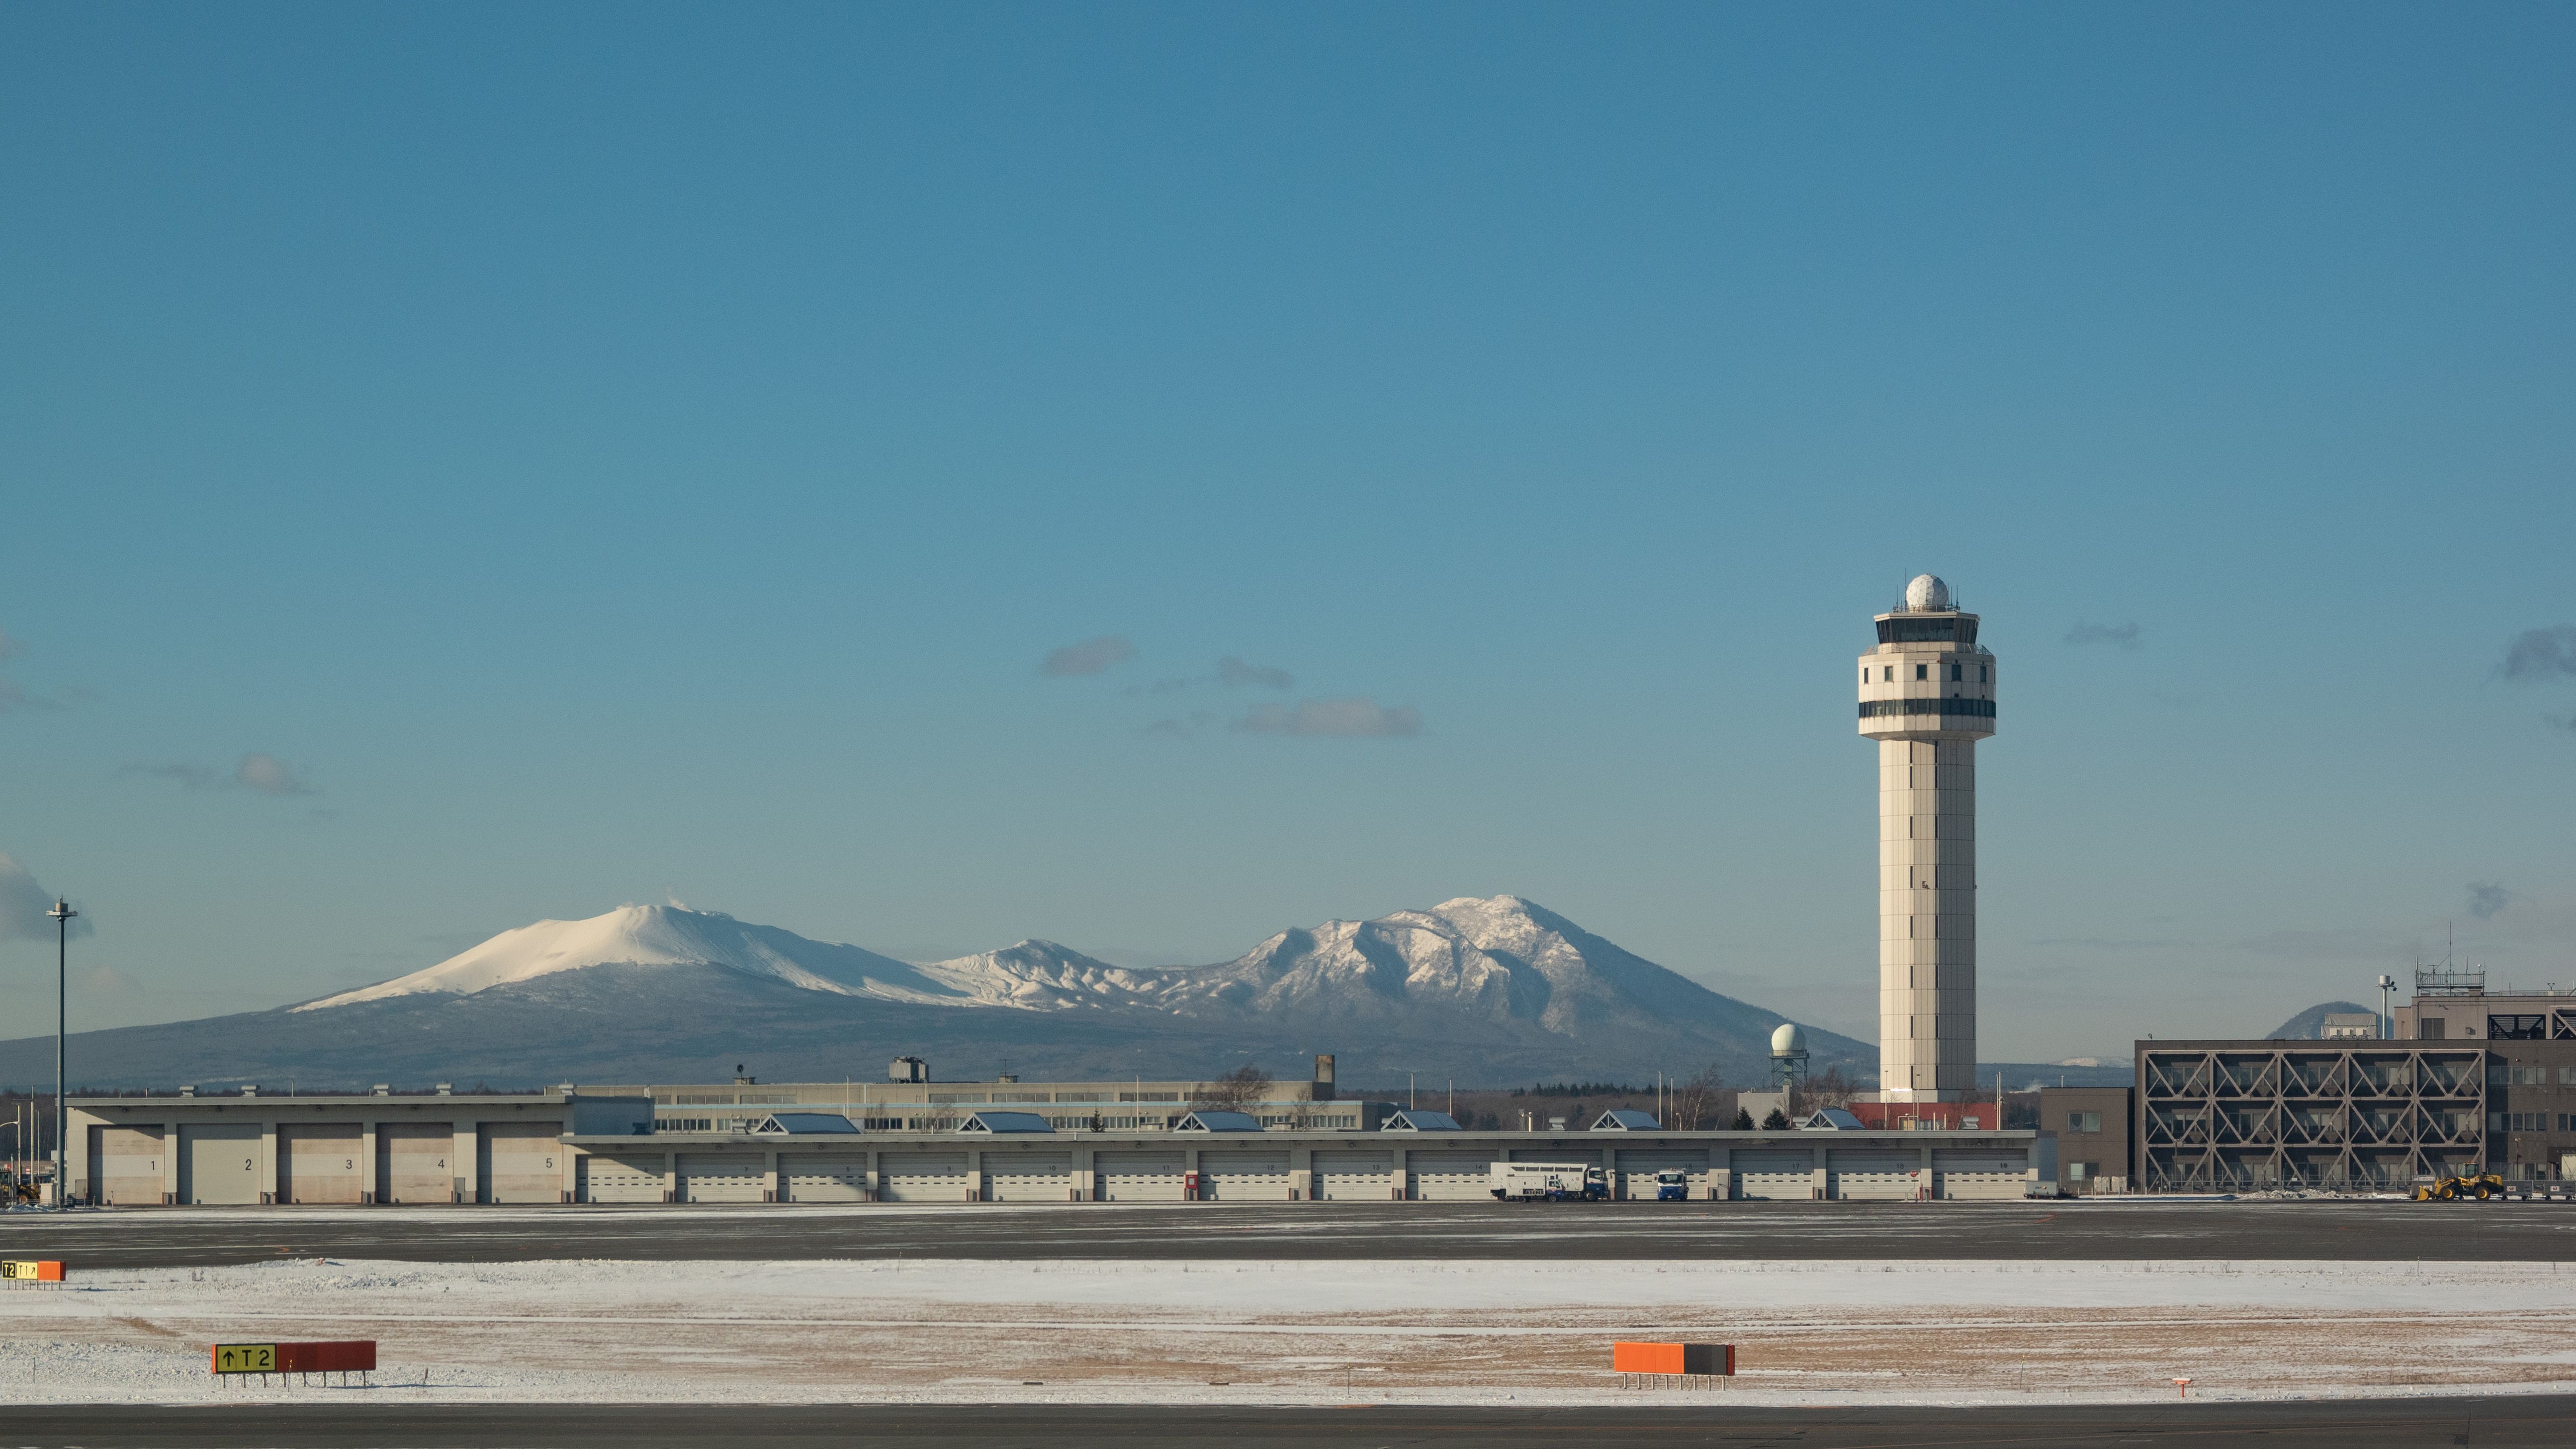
4, 1255, 2575, 1408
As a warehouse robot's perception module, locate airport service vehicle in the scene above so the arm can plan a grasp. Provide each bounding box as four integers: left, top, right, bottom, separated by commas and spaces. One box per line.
2414, 1171, 2506, 1201
1654, 1169, 1689, 1200
1490, 1163, 1608, 1201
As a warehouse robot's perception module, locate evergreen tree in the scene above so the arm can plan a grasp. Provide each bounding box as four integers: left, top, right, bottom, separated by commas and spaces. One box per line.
1731, 1108, 1755, 1131
1760, 1107, 1790, 1131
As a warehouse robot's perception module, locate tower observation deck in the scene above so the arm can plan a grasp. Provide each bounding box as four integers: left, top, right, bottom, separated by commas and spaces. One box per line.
1857, 574, 1996, 1103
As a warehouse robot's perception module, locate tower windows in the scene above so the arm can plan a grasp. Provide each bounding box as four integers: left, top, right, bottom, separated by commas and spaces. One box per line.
1882, 665, 1893, 681
1915, 663, 1928, 680
1861, 668, 1867, 685
1979, 665, 1988, 683
1950, 663, 1961, 681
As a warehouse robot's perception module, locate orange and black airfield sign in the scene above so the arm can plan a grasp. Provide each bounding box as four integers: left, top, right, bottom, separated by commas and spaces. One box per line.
1612, 1340, 1734, 1385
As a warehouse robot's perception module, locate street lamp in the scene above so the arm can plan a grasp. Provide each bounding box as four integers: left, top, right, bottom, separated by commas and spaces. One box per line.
47, 897, 75, 1209
2376, 974, 2398, 1041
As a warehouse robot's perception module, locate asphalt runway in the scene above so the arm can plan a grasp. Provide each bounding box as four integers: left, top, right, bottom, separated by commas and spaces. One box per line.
0, 1398, 2559, 1448
9, 1197, 2576, 1268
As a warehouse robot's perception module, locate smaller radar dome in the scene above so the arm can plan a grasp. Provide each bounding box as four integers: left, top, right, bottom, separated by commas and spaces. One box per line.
1770, 1022, 1807, 1056
1904, 574, 1951, 611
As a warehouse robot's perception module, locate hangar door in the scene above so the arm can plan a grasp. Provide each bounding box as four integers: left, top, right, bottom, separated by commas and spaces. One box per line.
1407, 1150, 1494, 1201
1095, 1150, 1185, 1202
676, 1153, 764, 1204
376, 1123, 457, 1204
783, 1155, 867, 1203
89, 1125, 164, 1206
1197, 1149, 1290, 1201
1313, 1149, 1394, 1201
1729, 1149, 1815, 1200
1615, 1148, 1709, 1201
879, 1151, 971, 1202
478, 1122, 563, 1203
988, 1151, 1071, 1202
1828, 1149, 1919, 1201
1932, 1149, 2027, 1200
580, 1153, 666, 1204
179, 1123, 263, 1206
280, 1124, 364, 1204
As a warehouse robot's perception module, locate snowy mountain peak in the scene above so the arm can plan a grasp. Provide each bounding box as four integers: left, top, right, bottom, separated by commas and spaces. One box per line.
295, 904, 958, 1012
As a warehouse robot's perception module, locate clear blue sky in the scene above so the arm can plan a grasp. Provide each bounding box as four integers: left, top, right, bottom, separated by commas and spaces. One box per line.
3, 4, 2570, 1062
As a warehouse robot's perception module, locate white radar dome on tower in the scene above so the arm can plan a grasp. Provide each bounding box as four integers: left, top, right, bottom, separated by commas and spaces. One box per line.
1904, 574, 1952, 611
1770, 1022, 1806, 1056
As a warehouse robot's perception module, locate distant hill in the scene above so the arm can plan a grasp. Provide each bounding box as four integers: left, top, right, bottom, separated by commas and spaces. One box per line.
2262, 1000, 2375, 1039
0, 896, 1873, 1090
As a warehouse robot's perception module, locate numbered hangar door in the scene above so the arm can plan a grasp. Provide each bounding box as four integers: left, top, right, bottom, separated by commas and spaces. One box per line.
782, 1155, 867, 1203
1312, 1149, 1394, 1201
280, 1124, 365, 1204
1932, 1148, 2028, 1200
1828, 1148, 1919, 1200
1728, 1149, 1816, 1200
1614, 1148, 1709, 1200
1094, 1150, 1185, 1202
1407, 1149, 1494, 1201
178, 1123, 263, 1206
1197, 1149, 1290, 1201
676, 1153, 764, 1203
89, 1124, 165, 1205
987, 1151, 1072, 1202
478, 1122, 564, 1203
878, 1151, 971, 1202
580, 1153, 667, 1203
376, 1122, 457, 1204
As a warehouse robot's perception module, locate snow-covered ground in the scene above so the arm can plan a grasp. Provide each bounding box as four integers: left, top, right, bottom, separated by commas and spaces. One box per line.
5, 1256, 2574, 1407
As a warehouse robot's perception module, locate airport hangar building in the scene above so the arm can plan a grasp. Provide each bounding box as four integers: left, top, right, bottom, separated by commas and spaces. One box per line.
67, 1056, 2041, 1208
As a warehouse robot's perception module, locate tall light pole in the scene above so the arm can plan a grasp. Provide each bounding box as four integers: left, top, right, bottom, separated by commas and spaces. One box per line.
47, 898, 75, 1209
2377, 974, 2398, 1041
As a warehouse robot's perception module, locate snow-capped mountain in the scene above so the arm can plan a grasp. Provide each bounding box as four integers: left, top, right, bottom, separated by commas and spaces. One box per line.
297, 905, 953, 1009
9, 897, 1874, 1089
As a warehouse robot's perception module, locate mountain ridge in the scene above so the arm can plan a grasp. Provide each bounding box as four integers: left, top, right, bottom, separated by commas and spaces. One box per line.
2, 896, 1874, 1088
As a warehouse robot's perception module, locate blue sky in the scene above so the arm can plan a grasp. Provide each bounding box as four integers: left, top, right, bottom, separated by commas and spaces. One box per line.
2, 4, 2570, 1063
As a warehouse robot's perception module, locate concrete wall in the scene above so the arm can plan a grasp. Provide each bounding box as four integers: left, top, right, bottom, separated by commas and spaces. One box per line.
72, 1092, 2040, 1206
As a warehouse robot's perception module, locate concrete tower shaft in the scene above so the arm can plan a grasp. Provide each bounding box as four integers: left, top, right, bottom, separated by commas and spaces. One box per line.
1856, 577, 1995, 1103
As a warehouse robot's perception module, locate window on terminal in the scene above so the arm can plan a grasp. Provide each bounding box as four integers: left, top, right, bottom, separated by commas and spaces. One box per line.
1950, 663, 1962, 681
1915, 663, 1927, 680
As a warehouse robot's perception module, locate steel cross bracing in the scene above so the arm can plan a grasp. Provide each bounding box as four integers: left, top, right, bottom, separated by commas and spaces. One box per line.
2138, 1047, 2487, 1192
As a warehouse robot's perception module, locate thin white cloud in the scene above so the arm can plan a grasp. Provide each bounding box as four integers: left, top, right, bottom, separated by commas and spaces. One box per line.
120, 754, 317, 796
235, 752, 314, 796
0, 853, 91, 940
1234, 697, 1423, 737
1040, 634, 1137, 677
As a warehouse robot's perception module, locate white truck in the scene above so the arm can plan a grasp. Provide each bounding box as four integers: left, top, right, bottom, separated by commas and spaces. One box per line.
1489, 1162, 1608, 1201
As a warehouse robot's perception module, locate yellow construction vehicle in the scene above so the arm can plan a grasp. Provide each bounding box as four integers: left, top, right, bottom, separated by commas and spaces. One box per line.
2414, 1171, 2505, 1201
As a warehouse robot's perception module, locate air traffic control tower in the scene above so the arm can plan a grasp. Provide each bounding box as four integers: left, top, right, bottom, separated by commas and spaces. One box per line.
1858, 574, 1996, 1102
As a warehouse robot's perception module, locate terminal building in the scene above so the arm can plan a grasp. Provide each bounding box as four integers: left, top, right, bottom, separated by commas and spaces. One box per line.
66, 1052, 2042, 1208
